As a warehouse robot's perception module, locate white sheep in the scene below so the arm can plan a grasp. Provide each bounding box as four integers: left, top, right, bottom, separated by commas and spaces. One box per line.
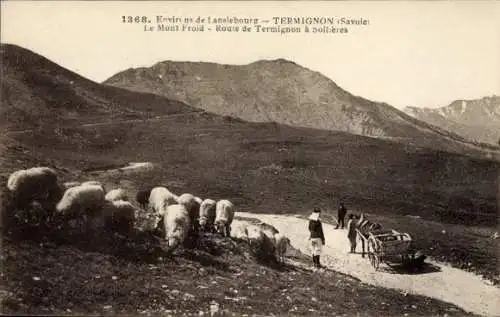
82, 181, 107, 192
177, 193, 200, 214
244, 224, 265, 243
177, 193, 202, 232
162, 204, 191, 250
55, 184, 105, 233
229, 222, 248, 240
214, 199, 235, 237
100, 199, 136, 234
199, 198, 216, 232
105, 188, 129, 202
148, 186, 179, 216
56, 184, 105, 215
274, 233, 291, 264
258, 222, 280, 239
194, 196, 203, 205
7, 169, 24, 191
244, 224, 276, 260
7, 167, 62, 210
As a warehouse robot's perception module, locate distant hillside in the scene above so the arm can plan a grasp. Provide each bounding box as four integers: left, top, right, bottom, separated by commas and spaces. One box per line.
0, 44, 198, 132
404, 96, 500, 145
1, 44, 499, 288
103, 59, 499, 156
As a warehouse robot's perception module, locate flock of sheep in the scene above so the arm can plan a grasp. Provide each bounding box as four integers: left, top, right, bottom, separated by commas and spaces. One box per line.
5, 166, 291, 263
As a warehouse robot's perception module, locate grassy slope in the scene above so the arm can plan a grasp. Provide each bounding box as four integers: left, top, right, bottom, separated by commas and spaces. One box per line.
1, 43, 498, 315
3, 112, 498, 284
6, 114, 498, 224
0, 220, 479, 317
0, 43, 198, 132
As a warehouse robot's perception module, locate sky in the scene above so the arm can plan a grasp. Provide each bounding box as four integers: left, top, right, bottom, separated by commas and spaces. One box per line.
1, 1, 499, 109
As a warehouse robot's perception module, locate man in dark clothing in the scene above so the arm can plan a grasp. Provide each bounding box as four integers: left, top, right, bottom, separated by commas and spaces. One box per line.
308, 207, 325, 268
335, 202, 347, 229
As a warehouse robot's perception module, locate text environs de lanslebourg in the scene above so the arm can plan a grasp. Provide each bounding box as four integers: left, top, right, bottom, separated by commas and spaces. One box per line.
155, 16, 368, 34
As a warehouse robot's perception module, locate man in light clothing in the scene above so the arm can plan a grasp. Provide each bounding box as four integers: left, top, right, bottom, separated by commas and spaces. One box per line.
308, 207, 325, 268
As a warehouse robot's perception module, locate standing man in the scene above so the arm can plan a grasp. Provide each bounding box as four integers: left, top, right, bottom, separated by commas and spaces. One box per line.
346, 214, 357, 253
308, 207, 325, 268
335, 202, 347, 229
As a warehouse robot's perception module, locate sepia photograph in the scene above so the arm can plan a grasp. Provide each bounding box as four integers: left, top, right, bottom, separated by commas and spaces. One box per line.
1, 1, 499, 316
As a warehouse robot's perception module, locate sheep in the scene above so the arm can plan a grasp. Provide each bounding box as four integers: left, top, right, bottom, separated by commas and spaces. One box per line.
214, 199, 235, 237
105, 188, 129, 202
258, 221, 280, 239
244, 224, 264, 241
274, 233, 291, 264
194, 196, 203, 205
177, 193, 202, 236
177, 193, 200, 221
81, 180, 106, 193
244, 225, 266, 250
253, 221, 287, 263
56, 184, 105, 216
136, 187, 154, 209
55, 184, 105, 234
244, 224, 276, 261
162, 204, 191, 250
147, 186, 179, 235
148, 186, 179, 216
100, 199, 136, 235
229, 222, 249, 240
199, 198, 216, 232
7, 167, 62, 211
7, 170, 24, 191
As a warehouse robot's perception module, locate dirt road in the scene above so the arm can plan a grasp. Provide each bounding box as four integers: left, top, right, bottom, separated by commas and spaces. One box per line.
236, 212, 500, 317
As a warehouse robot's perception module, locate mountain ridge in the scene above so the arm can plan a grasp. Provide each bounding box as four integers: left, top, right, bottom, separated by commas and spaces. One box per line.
0, 43, 197, 132
103, 58, 500, 156
404, 96, 500, 145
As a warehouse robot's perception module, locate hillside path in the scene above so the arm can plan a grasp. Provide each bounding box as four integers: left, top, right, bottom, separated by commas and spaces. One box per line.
235, 212, 500, 317
2, 111, 202, 135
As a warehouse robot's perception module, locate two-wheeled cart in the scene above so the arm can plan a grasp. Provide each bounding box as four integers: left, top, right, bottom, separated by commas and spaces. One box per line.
357, 229, 415, 270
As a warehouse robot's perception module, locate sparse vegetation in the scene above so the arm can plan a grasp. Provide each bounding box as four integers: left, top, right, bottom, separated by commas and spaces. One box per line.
0, 217, 480, 317
0, 44, 200, 132
1, 43, 498, 316
3, 114, 498, 285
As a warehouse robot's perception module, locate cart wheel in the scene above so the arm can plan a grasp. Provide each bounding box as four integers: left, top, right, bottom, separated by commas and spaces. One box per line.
401, 254, 408, 266
367, 240, 380, 270
368, 252, 375, 268
374, 254, 381, 270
